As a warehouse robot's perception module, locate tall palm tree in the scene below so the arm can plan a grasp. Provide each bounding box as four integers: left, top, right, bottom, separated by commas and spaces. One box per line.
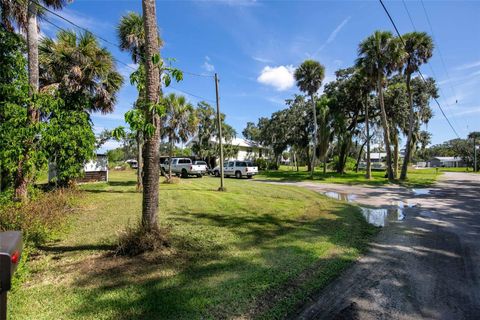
141, 0, 161, 232
1, 0, 68, 200
294, 60, 325, 178
356, 31, 405, 180
161, 93, 198, 179
39, 30, 123, 113
400, 32, 433, 180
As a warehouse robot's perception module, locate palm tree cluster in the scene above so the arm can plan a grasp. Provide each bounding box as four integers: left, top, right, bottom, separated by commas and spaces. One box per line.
1, 0, 123, 197
248, 30, 436, 181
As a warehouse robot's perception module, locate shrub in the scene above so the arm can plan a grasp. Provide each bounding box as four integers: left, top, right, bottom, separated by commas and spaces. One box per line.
115, 224, 170, 256
331, 156, 356, 172
0, 188, 78, 246
255, 158, 279, 171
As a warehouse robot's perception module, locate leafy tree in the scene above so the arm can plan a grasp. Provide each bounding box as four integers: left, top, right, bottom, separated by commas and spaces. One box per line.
161, 93, 197, 178
356, 31, 406, 180
468, 131, 480, 171
400, 32, 434, 180
242, 122, 261, 142
191, 101, 236, 167
107, 148, 125, 164
1, 0, 68, 200
38, 30, 123, 185
294, 60, 325, 178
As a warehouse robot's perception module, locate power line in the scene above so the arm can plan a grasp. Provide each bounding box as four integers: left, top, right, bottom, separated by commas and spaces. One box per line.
402, 0, 465, 133
27, 0, 215, 104
419, 0, 459, 105
31, 0, 213, 79
378, 0, 461, 139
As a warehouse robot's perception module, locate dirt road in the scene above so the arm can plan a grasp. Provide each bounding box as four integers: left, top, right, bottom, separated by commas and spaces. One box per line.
289, 172, 480, 319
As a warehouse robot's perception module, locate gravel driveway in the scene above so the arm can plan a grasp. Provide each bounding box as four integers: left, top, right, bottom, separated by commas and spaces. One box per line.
283, 172, 480, 319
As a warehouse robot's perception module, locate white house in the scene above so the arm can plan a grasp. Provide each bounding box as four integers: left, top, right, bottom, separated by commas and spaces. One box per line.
427, 156, 465, 168
186, 136, 267, 161
48, 154, 109, 183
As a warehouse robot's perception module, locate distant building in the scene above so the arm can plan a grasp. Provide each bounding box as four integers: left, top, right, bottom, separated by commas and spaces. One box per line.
49, 154, 108, 183
186, 136, 268, 162
427, 156, 465, 168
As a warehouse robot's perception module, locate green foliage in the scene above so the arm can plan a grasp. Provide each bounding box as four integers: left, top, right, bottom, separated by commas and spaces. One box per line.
107, 148, 125, 164
42, 106, 96, 186
0, 188, 76, 246
331, 156, 356, 172
0, 28, 47, 190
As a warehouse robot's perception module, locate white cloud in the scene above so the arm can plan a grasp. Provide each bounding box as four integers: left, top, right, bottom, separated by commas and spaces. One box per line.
257, 65, 295, 91
252, 56, 273, 63
202, 56, 215, 72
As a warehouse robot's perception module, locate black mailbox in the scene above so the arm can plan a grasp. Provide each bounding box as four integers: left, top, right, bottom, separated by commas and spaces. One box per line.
0, 231, 22, 293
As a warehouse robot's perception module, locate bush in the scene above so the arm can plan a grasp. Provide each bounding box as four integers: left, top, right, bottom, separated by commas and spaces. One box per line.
115, 224, 170, 256
255, 158, 279, 171
0, 188, 78, 246
331, 156, 357, 172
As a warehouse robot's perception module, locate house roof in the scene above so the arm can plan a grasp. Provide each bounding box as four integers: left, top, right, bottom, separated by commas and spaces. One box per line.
431, 156, 463, 161
186, 135, 265, 149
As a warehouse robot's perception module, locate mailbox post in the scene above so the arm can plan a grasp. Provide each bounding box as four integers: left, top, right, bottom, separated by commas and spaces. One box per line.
0, 231, 22, 320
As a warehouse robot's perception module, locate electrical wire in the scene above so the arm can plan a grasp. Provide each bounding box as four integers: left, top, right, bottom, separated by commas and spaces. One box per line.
378, 0, 461, 139
27, 0, 216, 104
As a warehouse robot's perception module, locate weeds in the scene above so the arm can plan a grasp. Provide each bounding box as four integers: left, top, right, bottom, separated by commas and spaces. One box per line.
115, 224, 170, 256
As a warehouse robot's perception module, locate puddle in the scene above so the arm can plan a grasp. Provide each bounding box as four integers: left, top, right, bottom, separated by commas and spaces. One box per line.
412, 188, 430, 196
324, 191, 357, 202
323, 192, 410, 227
360, 207, 405, 227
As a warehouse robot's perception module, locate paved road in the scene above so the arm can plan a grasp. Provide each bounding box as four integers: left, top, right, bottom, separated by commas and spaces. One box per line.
289, 172, 480, 320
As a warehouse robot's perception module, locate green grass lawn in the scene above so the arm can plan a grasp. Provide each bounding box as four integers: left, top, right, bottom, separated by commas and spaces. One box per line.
9, 170, 377, 320
257, 166, 440, 188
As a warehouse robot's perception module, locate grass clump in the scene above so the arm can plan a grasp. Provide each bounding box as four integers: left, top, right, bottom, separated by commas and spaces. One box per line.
0, 188, 78, 246
115, 224, 170, 256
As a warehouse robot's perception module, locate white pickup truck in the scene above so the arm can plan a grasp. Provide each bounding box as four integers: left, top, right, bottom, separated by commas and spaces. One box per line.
161, 158, 205, 178
213, 160, 258, 179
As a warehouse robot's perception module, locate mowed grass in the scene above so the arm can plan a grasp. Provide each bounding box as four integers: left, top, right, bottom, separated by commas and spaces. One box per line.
257, 166, 440, 188
9, 170, 377, 320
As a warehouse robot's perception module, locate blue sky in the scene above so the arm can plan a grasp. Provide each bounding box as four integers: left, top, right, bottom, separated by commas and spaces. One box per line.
41, 0, 480, 151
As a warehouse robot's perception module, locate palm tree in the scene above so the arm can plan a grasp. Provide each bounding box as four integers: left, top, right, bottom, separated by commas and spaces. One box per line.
39, 30, 123, 113
161, 93, 198, 179
356, 31, 406, 180
1, 0, 68, 200
117, 12, 156, 191
400, 32, 434, 180
141, 0, 161, 232
294, 60, 325, 178
468, 131, 480, 172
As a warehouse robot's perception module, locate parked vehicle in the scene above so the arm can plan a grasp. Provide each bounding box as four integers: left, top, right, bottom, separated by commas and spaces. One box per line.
213, 160, 258, 179
194, 160, 209, 175
161, 158, 205, 178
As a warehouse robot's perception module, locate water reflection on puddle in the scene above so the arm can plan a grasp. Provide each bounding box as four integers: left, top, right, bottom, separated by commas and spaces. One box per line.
324, 191, 357, 202
412, 188, 430, 195
360, 207, 405, 227
323, 191, 409, 227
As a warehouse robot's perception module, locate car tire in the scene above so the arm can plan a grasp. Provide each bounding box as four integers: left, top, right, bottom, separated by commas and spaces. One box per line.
181, 169, 188, 178
247, 175, 253, 179
235, 171, 242, 179
197, 174, 202, 178
214, 170, 220, 177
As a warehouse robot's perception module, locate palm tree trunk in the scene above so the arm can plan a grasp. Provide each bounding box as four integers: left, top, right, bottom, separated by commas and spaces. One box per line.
393, 131, 399, 179
400, 75, 414, 180
323, 153, 327, 174
310, 94, 318, 179
14, 2, 40, 201
136, 131, 143, 191
141, 0, 161, 232
365, 97, 371, 179
377, 77, 394, 180
168, 137, 173, 179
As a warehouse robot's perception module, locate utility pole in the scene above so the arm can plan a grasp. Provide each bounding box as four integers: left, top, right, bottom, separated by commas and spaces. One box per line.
215, 73, 225, 191
474, 136, 478, 172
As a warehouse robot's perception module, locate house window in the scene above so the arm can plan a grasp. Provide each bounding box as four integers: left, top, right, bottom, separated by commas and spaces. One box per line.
247, 148, 253, 153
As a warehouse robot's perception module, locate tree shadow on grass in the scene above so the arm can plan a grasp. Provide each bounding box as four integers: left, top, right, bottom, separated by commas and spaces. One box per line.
61, 204, 379, 320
